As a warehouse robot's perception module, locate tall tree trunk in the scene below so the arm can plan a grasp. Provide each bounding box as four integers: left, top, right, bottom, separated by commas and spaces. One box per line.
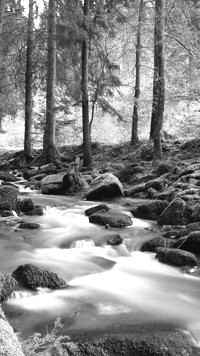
150, 0, 165, 161
24, 0, 34, 162
43, 0, 60, 164
82, 0, 92, 167
131, 0, 144, 145
0, 0, 5, 133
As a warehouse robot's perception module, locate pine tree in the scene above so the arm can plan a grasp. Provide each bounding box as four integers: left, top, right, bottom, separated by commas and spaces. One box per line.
82, 0, 92, 167
150, 0, 165, 161
131, 0, 144, 145
43, 0, 60, 164
24, 0, 34, 162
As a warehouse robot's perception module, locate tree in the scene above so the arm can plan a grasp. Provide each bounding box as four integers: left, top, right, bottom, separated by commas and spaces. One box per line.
131, 0, 144, 145
24, 0, 34, 162
0, 0, 6, 132
82, 0, 92, 166
43, 0, 60, 164
150, 0, 165, 160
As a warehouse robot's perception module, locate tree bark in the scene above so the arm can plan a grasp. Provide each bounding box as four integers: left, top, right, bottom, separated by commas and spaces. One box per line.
131, 0, 144, 146
0, 0, 5, 133
24, 0, 34, 162
82, 0, 92, 167
43, 0, 60, 164
150, 0, 165, 161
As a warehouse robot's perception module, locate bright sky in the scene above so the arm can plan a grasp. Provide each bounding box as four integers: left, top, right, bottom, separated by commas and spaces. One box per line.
21, 0, 44, 16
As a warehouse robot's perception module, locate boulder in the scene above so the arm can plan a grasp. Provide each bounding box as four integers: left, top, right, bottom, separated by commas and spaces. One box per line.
179, 231, 200, 254
85, 204, 109, 217
145, 178, 168, 191
106, 234, 123, 245
140, 236, 174, 253
0, 210, 15, 217
12, 263, 67, 290
89, 210, 132, 228
0, 308, 25, 356
131, 200, 168, 221
0, 171, 19, 182
19, 198, 35, 213
176, 222, 200, 238
124, 183, 146, 197
155, 188, 176, 201
18, 222, 40, 229
41, 173, 66, 194
25, 206, 43, 216
86, 173, 123, 200
0, 185, 19, 212
62, 329, 191, 356
157, 198, 190, 226
0, 273, 17, 304
156, 247, 198, 267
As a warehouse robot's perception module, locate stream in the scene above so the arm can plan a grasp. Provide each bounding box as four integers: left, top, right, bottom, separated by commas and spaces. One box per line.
1, 190, 200, 354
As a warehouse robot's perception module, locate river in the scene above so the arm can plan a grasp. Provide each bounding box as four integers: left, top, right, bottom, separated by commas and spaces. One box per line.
2, 190, 200, 354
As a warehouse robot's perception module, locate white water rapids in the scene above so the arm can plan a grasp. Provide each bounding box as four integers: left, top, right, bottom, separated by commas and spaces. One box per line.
2, 193, 200, 352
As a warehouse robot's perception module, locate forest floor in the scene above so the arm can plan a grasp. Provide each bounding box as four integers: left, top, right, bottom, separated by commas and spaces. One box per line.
0, 137, 199, 178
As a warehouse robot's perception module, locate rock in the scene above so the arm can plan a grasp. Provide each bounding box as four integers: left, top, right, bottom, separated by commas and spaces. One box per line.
1, 182, 19, 189
0, 171, 19, 182
179, 231, 200, 254
116, 164, 145, 182
89, 210, 132, 228
18, 222, 40, 229
0, 210, 15, 217
106, 234, 123, 245
141, 236, 174, 252
179, 163, 200, 177
0, 273, 17, 304
153, 161, 174, 176
62, 171, 88, 195
0, 307, 25, 356
12, 263, 67, 290
156, 247, 198, 267
25, 206, 43, 216
145, 178, 168, 191
147, 187, 158, 198
156, 188, 176, 201
177, 222, 200, 237
132, 173, 156, 185
124, 183, 146, 197
41, 173, 66, 194
63, 329, 192, 356
0, 185, 19, 212
85, 204, 109, 217
86, 173, 124, 200
19, 198, 35, 213
157, 198, 190, 226
131, 200, 168, 221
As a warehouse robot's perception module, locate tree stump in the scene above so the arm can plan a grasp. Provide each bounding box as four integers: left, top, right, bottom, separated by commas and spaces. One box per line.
63, 156, 88, 195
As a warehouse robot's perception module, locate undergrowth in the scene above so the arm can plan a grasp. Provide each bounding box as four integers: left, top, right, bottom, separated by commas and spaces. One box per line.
21, 318, 70, 355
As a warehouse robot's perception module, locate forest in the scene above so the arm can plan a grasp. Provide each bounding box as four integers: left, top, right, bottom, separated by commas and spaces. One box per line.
1, 1, 200, 356
0, 0, 199, 164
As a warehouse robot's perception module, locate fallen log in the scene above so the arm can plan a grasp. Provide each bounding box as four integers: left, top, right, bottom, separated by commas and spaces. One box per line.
23, 163, 58, 180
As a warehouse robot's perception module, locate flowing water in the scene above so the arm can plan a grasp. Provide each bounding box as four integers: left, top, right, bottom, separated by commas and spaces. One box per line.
2, 190, 200, 354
